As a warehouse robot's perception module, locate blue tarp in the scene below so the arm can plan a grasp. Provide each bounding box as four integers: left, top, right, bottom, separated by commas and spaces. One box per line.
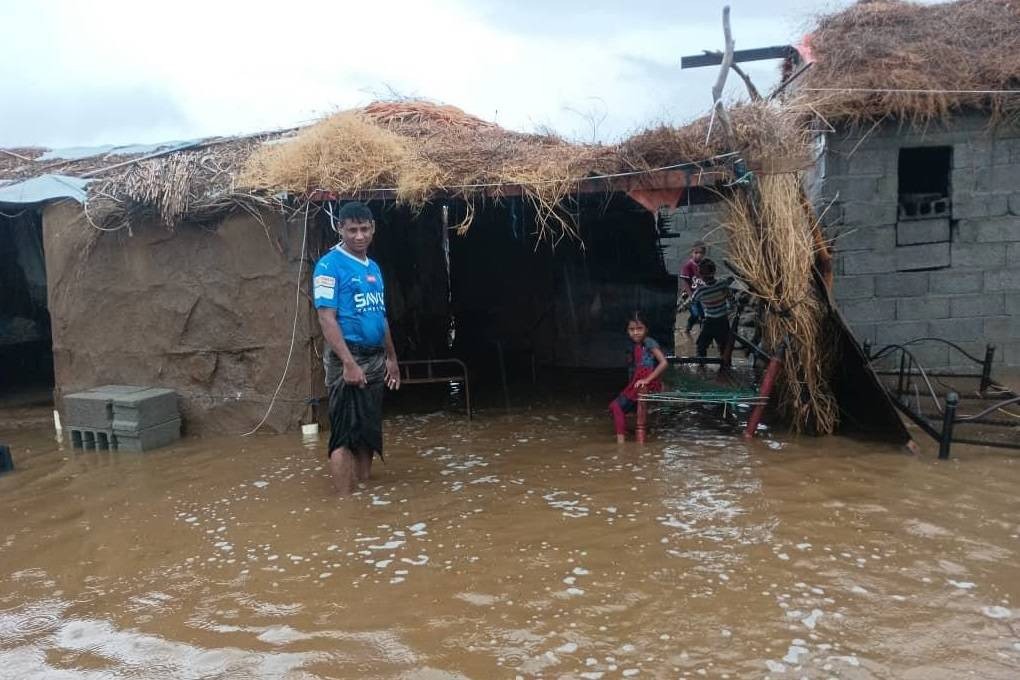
0, 174, 89, 205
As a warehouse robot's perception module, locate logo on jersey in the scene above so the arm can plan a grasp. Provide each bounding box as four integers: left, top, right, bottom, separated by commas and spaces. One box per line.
353, 291, 386, 313
366, 275, 377, 283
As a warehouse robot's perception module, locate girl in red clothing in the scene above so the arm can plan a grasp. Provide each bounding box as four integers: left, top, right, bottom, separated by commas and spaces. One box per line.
609, 311, 669, 443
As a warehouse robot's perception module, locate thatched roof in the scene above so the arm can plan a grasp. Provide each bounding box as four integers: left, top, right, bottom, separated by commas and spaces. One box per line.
796, 0, 1020, 124
0, 100, 775, 233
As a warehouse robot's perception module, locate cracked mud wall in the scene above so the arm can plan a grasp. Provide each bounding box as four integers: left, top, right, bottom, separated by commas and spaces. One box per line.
43, 202, 315, 434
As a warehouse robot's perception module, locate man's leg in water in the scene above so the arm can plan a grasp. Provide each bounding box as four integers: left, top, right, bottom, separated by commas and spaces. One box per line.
355, 449, 373, 482
328, 447, 356, 495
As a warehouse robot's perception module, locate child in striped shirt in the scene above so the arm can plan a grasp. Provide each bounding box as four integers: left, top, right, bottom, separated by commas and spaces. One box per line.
689, 258, 733, 359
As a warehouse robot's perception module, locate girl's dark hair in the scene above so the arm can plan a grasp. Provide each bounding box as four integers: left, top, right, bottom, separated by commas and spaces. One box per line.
337, 201, 374, 225
627, 310, 648, 327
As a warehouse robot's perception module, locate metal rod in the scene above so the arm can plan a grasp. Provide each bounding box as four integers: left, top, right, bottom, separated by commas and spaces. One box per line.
939, 392, 959, 460
980, 344, 996, 393
946, 436, 1020, 452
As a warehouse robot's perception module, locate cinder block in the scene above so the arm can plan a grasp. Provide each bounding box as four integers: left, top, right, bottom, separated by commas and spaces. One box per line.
827, 175, 884, 203
981, 163, 1020, 193
974, 216, 1020, 243
896, 243, 950, 271
875, 321, 928, 345
929, 270, 983, 294
838, 298, 896, 323
833, 275, 875, 300
897, 218, 950, 246
982, 316, 1010, 338
984, 269, 1020, 291
64, 385, 148, 429
111, 388, 179, 431
67, 427, 115, 451
833, 224, 895, 252
905, 342, 950, 368
114, 419, 181, 453
950, 293, 1005, 318
846, 150, 896, 176
875, 272, 929, 297
842, 201, 898, 227
1001, 342, 1020, 367
952, 242, 1008, 269
952, 193, 1008, 220
952, 139, 993, 169
1009, 193, 1020, 216
1007, 293, 1020, 316
842, 250, 896, 275
897, 296, 950, 321
928, 317, 983, 342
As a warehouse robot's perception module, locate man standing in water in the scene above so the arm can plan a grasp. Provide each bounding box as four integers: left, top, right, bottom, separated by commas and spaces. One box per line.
313, 202, 400, 495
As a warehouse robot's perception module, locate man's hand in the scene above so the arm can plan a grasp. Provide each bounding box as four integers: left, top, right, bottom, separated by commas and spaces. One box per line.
385, 357, 400, 390
343, 361, 367, 387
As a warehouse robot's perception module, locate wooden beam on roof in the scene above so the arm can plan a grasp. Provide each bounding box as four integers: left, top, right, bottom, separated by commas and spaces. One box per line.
305, 166, 732, 203
681, 45, 799, 69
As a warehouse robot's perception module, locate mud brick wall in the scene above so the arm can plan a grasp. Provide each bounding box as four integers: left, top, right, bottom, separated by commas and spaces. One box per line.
43, 202, 315, 434
820, 113, 1020, 367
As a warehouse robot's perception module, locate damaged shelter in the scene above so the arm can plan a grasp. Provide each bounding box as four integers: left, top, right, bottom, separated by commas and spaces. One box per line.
673, 0, 1020, 371
793, 0, 1020, 369
1, 102, 754, 434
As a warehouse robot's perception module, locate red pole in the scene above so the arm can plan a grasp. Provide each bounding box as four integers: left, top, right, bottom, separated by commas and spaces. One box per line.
743, 341, 786, 440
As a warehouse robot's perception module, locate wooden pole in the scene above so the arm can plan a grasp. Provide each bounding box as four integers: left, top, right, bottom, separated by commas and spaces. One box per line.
743, 340, 786, 439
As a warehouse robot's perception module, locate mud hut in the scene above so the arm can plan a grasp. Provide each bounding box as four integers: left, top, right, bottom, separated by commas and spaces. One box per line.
1, 102, 750, 433
791, 0, 1020, 368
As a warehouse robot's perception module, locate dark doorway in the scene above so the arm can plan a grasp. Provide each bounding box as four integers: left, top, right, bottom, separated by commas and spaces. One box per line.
0, 209, 54, 407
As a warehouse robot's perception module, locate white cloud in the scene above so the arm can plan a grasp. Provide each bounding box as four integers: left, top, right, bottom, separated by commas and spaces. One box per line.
0, 0, 860, 147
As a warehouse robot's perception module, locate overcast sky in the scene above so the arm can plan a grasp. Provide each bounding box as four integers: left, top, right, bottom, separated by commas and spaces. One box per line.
2, 0, 869, 148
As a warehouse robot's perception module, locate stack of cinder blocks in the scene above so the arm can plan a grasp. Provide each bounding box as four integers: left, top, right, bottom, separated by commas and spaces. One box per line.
64, 385, 180, 452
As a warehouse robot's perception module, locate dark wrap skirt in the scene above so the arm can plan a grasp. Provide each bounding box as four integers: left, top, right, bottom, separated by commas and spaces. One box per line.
326, 344, 386, 457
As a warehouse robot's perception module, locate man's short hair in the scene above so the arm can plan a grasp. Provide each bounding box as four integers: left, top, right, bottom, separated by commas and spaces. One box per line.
337, 201, 374, 225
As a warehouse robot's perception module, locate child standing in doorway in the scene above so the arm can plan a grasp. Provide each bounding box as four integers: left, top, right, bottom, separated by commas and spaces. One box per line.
690, 258, 733, 360
609, 311, 669, 444
678, 241, 708, 335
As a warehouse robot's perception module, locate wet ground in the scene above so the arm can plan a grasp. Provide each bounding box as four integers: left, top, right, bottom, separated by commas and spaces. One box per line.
1, 399, 1019, 679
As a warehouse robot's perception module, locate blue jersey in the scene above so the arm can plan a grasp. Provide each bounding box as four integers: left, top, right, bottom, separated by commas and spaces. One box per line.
312, 245, 387, 347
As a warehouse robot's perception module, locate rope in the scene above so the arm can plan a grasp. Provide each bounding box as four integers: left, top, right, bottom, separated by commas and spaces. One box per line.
242, 203, 310, 436
804, 87, 1020, 95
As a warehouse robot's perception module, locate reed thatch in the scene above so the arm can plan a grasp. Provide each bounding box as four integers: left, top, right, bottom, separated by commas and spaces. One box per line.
723, 176, 839, 434
796, 0, 1020, 124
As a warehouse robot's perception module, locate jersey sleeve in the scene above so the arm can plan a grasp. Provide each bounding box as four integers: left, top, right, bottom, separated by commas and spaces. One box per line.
312, 258, 339, 309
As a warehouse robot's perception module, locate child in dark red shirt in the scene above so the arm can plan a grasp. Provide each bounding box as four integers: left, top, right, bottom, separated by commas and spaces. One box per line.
609, 311, 668, 443
678, 241, 707, 335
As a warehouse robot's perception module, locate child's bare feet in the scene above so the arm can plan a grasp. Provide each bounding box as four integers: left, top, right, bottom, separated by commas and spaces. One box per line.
616, 434, 626, 444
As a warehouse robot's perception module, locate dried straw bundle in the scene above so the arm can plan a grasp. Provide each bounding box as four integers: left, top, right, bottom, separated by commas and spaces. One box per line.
723, 173, 839, 434
239, 112, 423, 198
240, 101, 625, 237
797, 0, 1020, 124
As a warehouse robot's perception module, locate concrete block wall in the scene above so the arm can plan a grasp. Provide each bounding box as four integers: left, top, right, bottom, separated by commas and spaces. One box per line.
660, 202, 726, 274
821, 113, 1020, 367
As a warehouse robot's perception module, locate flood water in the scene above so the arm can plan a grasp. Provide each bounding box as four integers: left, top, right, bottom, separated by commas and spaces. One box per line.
1, 402, 1019, 679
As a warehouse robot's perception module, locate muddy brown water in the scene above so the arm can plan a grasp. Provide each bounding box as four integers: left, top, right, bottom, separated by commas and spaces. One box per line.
1, 404, 1019, 679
